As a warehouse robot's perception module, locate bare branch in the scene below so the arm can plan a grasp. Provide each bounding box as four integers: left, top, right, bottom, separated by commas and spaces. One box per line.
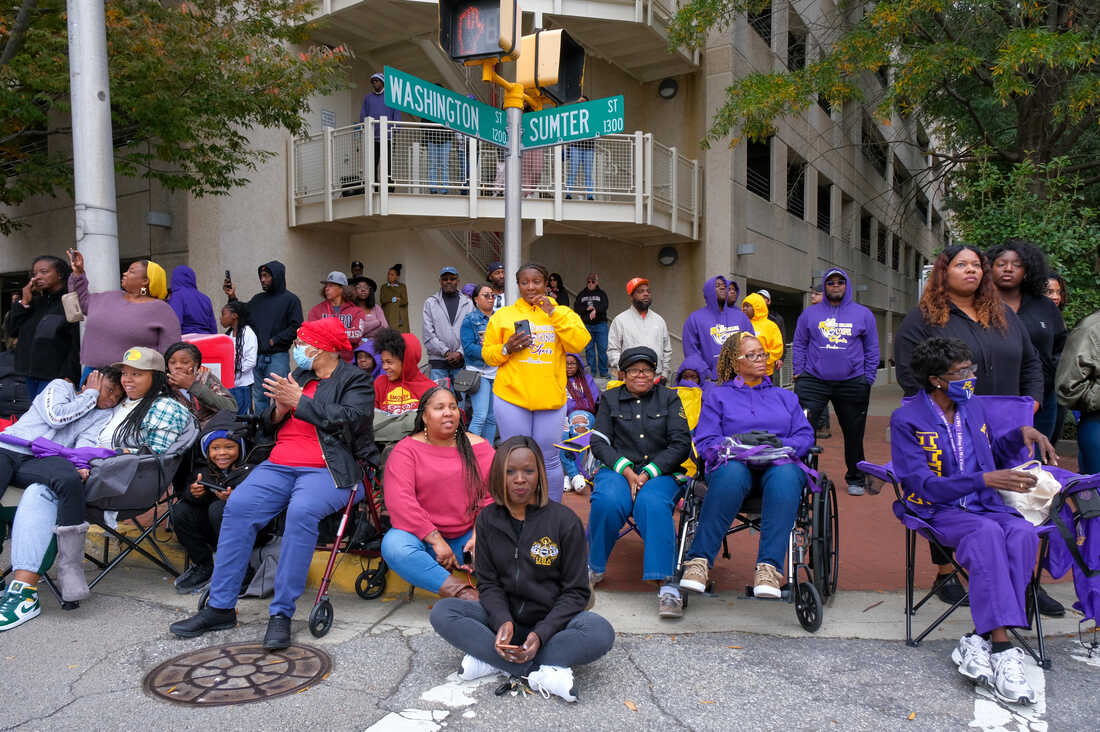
0, 0, 38, 68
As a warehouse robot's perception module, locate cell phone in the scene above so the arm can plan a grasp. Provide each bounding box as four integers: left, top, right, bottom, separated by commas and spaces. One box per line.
514, 319, 531, 338
224, 269, 232, 283
497, 643, 522, 650
462, 550, 473, 566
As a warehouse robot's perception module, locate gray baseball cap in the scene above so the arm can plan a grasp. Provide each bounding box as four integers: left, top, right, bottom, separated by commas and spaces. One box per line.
322, 271, 349, 287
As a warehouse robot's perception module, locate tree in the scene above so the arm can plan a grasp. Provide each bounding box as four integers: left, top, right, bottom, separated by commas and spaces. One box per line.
669, 1, 1100, 194
0, 0, 351, 234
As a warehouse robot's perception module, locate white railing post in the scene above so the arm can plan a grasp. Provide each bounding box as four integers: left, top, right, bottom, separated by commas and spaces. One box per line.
670, 145, 678, 235
554, 144, 563, 220
286, 136, 296, 228
635, 0, 643, 23
362, 121, 372, 216
692, 158, 700, 239
412, 141, 422, 195
323, 0, 331, 13
644, 133, 653, 225
468, 136, 479, 219
380, 117, 389, 215
323, 126, 333, 222
634, 131, 644, 223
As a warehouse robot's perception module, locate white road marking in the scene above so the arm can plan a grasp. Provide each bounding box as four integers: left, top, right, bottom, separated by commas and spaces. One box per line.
968, 655, 1046, 732
365, 709, 450, 731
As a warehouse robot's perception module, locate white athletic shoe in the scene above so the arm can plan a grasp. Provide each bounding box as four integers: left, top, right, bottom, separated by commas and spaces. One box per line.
527, 664, 577, 702
459, 654, 504, 681
951, 634, 993, 686
562, 476, 573, 493
570, 475, 587, 493
989, 647, 1037, 705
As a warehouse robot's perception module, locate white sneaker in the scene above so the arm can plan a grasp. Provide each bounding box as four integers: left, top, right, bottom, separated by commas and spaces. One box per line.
951, 634, 993, 685
989, 647, 1037, 705
527, 664, 577, 702
459, 653, 504, 681
570, 475, 587, 493
563, 476, 573, 493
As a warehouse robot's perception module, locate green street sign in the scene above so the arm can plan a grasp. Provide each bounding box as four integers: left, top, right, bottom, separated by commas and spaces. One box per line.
384, 66, 508, 147
521, 95, 624, 149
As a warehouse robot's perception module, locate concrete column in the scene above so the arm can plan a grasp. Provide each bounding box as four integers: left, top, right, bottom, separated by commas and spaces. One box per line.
772, 0, 789, 72
703, 25, 735, 278
829, 184, 842, 241
803, 166, 818, 225
770, 137, 787, 208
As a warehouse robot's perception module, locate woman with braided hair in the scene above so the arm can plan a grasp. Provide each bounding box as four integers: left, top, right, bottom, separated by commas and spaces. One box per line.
220, 300, 258, 415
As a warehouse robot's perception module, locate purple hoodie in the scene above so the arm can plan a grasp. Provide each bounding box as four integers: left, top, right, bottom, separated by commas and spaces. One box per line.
694, 375, 814, 467
681, 276, 753, 380
167, 265, 218, 335
675, 353, 714, 393
791, 267, 879, 383
353, 340, 383, 380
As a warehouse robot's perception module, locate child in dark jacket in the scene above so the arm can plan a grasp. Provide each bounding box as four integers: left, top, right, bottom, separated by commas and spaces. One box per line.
429, 436, 614, 702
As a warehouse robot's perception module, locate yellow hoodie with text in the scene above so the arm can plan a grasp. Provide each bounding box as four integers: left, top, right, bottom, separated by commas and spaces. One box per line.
743, 293, 783, 376
483, 299, 591, 411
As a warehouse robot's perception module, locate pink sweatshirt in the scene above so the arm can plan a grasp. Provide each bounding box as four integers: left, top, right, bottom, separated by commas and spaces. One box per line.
384, 438, 496, 539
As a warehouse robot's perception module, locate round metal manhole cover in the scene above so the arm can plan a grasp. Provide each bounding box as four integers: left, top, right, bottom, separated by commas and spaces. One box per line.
143, 642, 332, 706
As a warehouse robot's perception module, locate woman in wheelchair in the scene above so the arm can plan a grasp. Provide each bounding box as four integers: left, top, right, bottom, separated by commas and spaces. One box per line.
2, 348, 193, 629
170, 318, 377, 650
890, 337, 1056, 705
679, 332, 814, 600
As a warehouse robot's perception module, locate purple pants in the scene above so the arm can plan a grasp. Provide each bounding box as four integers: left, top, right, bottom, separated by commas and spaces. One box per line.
928, 507, 1038, 635
494, 396, 566, 502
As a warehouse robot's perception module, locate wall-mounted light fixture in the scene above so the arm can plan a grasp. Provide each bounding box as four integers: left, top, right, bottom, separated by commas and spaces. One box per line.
657, 246, 678, 266
658, 78, 678, 100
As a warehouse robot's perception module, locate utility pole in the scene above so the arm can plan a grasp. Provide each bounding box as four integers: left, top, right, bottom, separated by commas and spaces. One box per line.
67, 0, 120, 292
503, 86, 524, 304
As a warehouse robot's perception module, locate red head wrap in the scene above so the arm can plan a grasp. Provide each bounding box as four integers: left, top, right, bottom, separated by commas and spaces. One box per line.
298, 318, 351, 353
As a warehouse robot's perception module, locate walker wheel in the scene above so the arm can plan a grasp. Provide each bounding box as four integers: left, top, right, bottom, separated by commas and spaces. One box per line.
309, 599, 334, 637
795, 581, 823, 633
355, 566, 387, 600
197, 588, 210, 610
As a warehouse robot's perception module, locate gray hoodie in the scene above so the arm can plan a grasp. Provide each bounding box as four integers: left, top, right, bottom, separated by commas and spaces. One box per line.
0, 379, 114, 455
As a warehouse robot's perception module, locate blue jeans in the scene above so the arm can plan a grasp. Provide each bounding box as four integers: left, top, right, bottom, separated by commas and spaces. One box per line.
430, 366, 466, 410
1034, 389, 1059, 442
467, 376, 496, 442
584, 322, 609, 377
381, 527, 474, 593
207, 462, 362, 618
230, 386, 252, 416
567, 146, 594, 197
252, 351, 290, 415
687, 461, 805, 569
1079, 411, 1100, 475
588, 470, 682, 581
24, 378, 49, 399
429, 140, 451, 193
561, 445, 579, 480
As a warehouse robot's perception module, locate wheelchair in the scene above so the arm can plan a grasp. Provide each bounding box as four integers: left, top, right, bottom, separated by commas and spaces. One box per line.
674, 446, 838, 632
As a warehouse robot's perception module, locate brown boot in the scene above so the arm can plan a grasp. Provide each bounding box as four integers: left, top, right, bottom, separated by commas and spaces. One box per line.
438, 575, 479, 602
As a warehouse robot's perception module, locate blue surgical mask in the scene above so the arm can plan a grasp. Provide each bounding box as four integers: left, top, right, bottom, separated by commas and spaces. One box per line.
292, 344, 315, 371
946, 377, 975, 403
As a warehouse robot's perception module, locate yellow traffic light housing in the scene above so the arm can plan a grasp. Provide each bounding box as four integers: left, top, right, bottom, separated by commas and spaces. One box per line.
515, 29, 585, 105
438, 0, 521, 62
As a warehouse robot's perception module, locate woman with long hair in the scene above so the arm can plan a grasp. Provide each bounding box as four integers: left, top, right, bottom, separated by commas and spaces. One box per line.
221, 300, 258, 415
430, 436, 614, 702
1045, 273, 1067, 311
460, 284, 499, 441
483, 262, 590, 502
547, 273, 570, 308
380, 387, 495, 599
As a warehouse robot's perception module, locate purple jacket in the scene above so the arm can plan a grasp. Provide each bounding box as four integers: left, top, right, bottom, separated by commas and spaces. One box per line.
675, 353, 714, 393
360, 91, 401, 138
695, 375, 814, 467
792, 268, 879, 384
681, 277, 752, 380
167, 265, 217, 335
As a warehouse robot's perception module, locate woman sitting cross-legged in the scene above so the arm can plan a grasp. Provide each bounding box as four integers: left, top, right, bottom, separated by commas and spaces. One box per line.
679, 332, 814, 601
430, 436, 614, 702
169, 318, 377, 650
380, 386, 495, 600
586, 346, 692, 619
890, 336, 1057, 706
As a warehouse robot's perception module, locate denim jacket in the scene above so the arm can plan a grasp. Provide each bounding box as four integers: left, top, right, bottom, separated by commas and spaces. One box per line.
460, 309, 497, 378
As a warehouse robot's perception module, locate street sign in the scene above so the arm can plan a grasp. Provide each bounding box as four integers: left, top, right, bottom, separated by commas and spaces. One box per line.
384, 66, 508, 147
521, 95, 624, 150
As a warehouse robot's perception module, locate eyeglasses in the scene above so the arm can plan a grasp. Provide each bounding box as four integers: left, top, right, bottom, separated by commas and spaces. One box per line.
737, 351, 768, 362
942, 366, 976, 378
624, 367, 656, 377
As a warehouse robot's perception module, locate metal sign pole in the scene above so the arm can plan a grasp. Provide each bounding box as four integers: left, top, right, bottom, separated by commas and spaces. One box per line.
504, 105, 522, 304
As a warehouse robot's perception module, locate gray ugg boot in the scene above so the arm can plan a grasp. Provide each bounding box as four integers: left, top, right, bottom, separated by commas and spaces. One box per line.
54, 522, 91, 602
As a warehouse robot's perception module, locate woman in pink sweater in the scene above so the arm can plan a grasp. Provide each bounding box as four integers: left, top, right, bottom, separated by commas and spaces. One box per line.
382, 387, 495, 599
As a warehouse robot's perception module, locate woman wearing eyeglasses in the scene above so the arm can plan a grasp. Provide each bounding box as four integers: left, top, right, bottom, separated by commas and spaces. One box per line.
678, 332, 814, 602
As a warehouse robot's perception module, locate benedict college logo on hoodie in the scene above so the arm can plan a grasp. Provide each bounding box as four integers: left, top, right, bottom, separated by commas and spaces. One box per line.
708, 323, 743, 347
817, 317, 854, 348
529, 537, 560, 566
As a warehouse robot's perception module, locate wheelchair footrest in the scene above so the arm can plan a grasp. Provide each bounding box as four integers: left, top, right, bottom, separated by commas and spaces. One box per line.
743, 585, 792, 601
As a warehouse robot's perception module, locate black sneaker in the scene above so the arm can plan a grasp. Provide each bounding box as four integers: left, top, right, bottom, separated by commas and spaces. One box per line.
1035, 586, 1065, 618
263, 614, 292, 650
934, 574, 970, 607
169, 606, 237, 638
173, 564, 214, 594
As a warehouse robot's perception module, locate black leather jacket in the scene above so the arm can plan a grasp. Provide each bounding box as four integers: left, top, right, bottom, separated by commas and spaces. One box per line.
262, 359, 378, 488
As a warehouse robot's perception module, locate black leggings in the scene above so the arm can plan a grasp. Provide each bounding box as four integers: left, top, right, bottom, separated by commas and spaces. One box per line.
2, 451, 87, 526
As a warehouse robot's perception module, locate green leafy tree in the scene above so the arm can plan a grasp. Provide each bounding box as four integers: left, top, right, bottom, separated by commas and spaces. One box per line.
0, 0, 351, 233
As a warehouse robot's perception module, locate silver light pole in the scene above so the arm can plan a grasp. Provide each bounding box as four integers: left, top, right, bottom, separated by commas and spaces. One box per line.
503, 106, 522, 304
68, 0, 120, 292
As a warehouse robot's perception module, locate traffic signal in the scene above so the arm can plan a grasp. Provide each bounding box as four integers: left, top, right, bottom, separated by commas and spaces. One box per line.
438, 0, 521, 62
516, 29, 585, 105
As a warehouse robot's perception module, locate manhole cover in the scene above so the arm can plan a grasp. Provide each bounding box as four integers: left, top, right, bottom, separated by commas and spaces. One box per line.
143, 642, 332, 706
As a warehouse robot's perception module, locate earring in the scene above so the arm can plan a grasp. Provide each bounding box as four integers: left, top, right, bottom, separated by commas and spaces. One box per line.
140, 286, 148, 296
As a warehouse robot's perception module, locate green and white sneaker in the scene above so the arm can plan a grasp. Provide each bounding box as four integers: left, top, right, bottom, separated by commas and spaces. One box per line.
0, 581, 41, 631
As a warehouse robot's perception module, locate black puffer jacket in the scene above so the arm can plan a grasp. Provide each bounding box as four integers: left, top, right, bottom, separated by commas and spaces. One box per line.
474, 501, 590, 644
262, 359, 378, 487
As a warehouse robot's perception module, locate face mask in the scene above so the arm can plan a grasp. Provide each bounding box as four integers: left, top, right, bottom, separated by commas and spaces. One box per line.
945, 376, 975, 403
292, 344, 315, 371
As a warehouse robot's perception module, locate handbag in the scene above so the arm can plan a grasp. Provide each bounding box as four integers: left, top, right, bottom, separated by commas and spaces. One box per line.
61, 291, 84, 323
997, 460, 1061, 526
451, 369, 481, 394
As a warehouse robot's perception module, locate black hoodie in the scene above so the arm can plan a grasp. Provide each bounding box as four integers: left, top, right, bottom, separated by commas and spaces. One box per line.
246, 261, 303, 355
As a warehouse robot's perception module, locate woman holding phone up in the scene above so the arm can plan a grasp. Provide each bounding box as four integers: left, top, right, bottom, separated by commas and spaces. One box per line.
482, 263, 590, 502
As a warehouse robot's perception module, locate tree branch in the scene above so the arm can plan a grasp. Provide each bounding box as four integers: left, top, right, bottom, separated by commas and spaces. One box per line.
0, 0, 38, 68
940, 82, 1020, 161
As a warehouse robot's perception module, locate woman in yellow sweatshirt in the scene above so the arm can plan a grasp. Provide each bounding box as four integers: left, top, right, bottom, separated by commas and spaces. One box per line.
483, 262, 590, 501
741, 293, 784, 376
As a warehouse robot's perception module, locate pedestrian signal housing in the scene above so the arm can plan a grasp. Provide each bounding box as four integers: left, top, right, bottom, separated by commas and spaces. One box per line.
516, 29, 585, 105
438, 0, 521, 62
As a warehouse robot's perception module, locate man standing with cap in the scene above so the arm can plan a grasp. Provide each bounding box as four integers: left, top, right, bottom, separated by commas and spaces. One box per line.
588, 345, 691, 618
423, 266, 473, 397
487, 261, 506, 313
607, 278, 673, 382
350, 261, 364, 279
359, 72, 400, 188
307, 271, 367, 361
575, 273, 611, 378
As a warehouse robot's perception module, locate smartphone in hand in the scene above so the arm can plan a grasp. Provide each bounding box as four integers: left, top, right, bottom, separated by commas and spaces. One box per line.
513, 319, 532, 339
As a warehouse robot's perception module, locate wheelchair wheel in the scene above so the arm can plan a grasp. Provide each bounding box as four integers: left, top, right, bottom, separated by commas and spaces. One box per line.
197, 587, 210, 610
308, 599, 334, 637
355, 564, 387, 600
811, 478, 840, 598
795, 581, 823, 633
